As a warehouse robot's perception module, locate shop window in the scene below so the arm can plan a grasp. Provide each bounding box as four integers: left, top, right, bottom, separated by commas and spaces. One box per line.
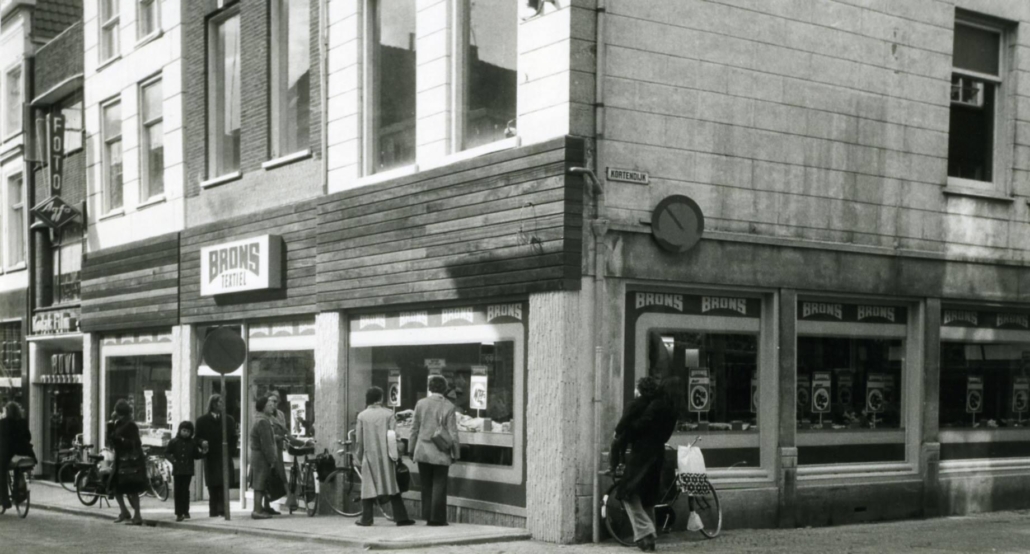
140, 77, 164, 199
105, 355, 173, 443
101, 99, 123, 212
270, 0, 311, 159
208, 10, 241, 178
100, 0, 120, 63
0, 322, 22, 380
52, 222, 82, 305
370, 0, 416, 173
5, 64, 22, 137
247, 351, 316, 439
457, 0, 517, 150
948, 17, 1004, 186
137, 0, 159, 40
60, 92, 84, 153
6, 173, 23, 267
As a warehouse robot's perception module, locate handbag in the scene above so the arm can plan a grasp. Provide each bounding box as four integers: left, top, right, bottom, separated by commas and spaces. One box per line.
266, 469, 287, 502
387, 429, 399, 462
116, 449, 147, 489
395, 462, 410, 493
430, 412, 453, 452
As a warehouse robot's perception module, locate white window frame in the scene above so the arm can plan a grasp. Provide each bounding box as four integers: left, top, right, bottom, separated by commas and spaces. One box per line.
3, 63, 24, 140
136, 0, 161, 43
139, 76, 164, 201
207, 7, 242, 180
947, 16, 1009, 195
5, 171, 24, 270
101, 98, 124, 214
100, 0, 121, 64
269, 0, 311, 161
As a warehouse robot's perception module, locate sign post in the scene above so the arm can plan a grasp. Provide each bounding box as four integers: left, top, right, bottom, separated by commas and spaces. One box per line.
966, 375, 984, 426
688, 368, 711, 425
201, 326, 247, 521
812, 372, 832, 426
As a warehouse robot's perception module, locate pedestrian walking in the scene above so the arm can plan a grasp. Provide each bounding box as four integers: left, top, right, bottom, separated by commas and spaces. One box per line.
260, 390, 287, 516
166, 421, 206, 521
354, 386, 415, 527
195, 394, 238, 517
609, 376, 680, 552
109, 399, 147, 526
409, 375, 460, 526
0, 402, 36, 514
249, 395, 286, 520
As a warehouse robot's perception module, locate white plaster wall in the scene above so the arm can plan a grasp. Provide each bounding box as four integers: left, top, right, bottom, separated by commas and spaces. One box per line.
0, 6, 31, 299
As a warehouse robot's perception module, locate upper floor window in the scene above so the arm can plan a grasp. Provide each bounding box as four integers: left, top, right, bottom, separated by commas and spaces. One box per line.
208, 10, 241, 177
0, 322, 22, 379
370, 0, 416, 173
458, 0, 517, 150
271, 0, 311, 159
6, 173, 24, 267
100, 0, 120, 62
138, 0, 159, 40
52, 222, 83, 305
61, 92, 85, 154
140, 78, 164, 199
102, 99, 124, 212
948, 19, 1003, 185
4, 65, 22, 138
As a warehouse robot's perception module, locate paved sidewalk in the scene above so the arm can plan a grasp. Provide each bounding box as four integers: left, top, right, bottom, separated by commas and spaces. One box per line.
28, 480, 530, 550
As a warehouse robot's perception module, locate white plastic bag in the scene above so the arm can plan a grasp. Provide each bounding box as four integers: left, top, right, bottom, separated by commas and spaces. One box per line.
677, 445, 706, 475
387, 429, 399, 462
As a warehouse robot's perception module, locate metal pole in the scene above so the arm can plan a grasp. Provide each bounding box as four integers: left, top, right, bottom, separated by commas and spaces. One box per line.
221, 373, 231, 521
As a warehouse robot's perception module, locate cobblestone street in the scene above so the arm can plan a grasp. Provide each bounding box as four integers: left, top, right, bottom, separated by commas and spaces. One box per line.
4, 508, 1030, 553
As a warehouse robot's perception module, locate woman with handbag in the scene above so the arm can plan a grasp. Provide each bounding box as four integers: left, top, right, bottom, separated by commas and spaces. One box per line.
0, 401, 36, 514
109, 399, 147, 525
354, 386, 415, 527
409, 375, 460, 526
249, 395, 287, 520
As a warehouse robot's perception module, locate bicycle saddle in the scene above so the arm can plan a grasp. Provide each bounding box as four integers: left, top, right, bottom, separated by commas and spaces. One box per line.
288, 444, 316, 456
88, 454, 104, 462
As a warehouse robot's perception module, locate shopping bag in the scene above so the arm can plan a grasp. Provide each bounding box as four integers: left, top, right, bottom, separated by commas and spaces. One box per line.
675, 445, 711, 495
266, 470, 287, 502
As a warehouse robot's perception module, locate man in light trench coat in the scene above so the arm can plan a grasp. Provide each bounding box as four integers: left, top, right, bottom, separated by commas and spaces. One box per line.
354, 386, 415, 526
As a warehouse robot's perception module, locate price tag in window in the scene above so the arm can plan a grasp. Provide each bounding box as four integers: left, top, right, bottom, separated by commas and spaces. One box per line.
688, 368, 711, 413
1014, 377, 1029, 414
866, 373, 885, 414
812, 372, 832, 414
966, 376, 984, 414
388, 371, 402, 408
470, 374, 489, 411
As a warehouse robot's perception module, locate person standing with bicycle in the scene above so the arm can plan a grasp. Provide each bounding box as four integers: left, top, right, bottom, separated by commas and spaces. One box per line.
250, 396, 287, 520
610, 376, 679, 552
0, 402, 36, 514
110, 400, 147, 525
166, 421, 206, 521
354, 387, 414, 527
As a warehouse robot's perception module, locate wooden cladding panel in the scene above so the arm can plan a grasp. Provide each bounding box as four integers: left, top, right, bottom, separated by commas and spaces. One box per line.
317, 136, 584, 311
179, 200, 318, 324
80, 233, 180, 332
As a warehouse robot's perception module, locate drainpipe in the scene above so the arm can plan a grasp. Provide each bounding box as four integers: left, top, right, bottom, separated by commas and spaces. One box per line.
319, 0, 330, 192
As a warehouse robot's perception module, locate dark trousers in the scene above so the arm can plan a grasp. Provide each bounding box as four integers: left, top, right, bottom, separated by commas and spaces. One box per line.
417, 462, 449, 524
0, 461, 9, 509
360, 495, 410, 525
174, 475, 193, 516
207, 485, 225, 516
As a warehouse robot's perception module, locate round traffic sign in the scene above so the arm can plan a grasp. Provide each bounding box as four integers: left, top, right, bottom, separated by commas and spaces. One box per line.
651, 195, 705, 254
202, 327, 247, 375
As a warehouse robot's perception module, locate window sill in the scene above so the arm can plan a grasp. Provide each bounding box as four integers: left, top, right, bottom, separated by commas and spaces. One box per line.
98, 208, 125, 221
200, 171, 242, 189
420, 136, 521, 171
135, 30, 162, 49
97, 54, 121, 72
3, 262, 26, 273
943, 178, 1013, 203
2, 130, 23, 144
262, 149, 311, 170
137, 194, 166, 210
353, 164, 418, 188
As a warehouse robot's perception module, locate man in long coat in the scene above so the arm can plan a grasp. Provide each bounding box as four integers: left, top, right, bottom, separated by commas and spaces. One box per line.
195, 394, 238, 517
354, 387, 414, 526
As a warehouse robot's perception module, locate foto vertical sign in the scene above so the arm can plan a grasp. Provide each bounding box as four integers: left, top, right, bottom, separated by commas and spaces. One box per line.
48, 113, 65, 196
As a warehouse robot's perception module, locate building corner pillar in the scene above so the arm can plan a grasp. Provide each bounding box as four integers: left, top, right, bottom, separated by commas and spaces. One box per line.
315, 312, 347, 459
82, 333, 100, 447
777, 289, 798, 528
922, 298, 942, 518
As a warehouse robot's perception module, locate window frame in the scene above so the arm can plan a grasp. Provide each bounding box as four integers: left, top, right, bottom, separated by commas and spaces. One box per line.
136, 0, 161, 43
100, 0, 121, 63
269, 0, 312, 161
101, 97, 124, 214
3, 62, 24, 140
60, 92, 85, 155
4, 171, 24, 270
206, 7, 242, 180
139, 76, 164, 201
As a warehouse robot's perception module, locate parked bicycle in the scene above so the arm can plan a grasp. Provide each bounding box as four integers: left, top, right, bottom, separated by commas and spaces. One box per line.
142, 446, 172, 501
56, 434, 92, 492
319, 431, 393, 520
74, 448, 115, 506
285, 439, 319, 516
602, 437, 733, 546
3, 455, 35, 518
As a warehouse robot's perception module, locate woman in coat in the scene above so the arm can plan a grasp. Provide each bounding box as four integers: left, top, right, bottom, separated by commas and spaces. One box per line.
165, 420, 207, 521
249, 395, 286, 520
0, 402, 35, 513
610, 376, 679, 552
409, 375, 460, 526
109, 399, 146, 525
354, 387, 414, 526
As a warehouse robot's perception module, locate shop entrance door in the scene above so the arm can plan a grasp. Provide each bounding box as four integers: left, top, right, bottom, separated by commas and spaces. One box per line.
197, 376, 242, 501
42, 385, 83, 479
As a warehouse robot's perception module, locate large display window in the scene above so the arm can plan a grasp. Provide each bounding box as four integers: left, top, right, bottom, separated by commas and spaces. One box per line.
939, 307, 1030, 463
348, 303, 526, 492
795, 300, 921, 470
627, 290, 776, 476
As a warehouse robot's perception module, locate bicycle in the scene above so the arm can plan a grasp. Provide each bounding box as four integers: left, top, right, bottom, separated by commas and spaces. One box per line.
74, 449, 115, 507
285, 439, 319, 516
319, 431, 394, 520
601, 437, 727, 546
56, 434, 92, 492
3, 455, 35, 518
142, 446, 171, 502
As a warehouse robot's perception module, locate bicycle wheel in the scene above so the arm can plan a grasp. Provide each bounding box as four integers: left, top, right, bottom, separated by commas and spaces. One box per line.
302, 464, 318, 517
321, 469, 362, 517
75, 469, 101, 507
13, 471, 30, 518
58, 462, 78, 492
692, 486, 722, 539
152, 474, 169, 502
602, 483, 635, 546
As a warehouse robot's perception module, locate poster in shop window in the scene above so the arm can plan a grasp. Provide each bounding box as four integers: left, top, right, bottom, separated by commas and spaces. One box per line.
688, 368, 711, 413
837, 371, 854, 407
470, 366, 489, 411
883, 375, 896, 411
287, 394, 308, 436
165, 390, 173, 427
866, 373, 885, 414
966, 376, 984, 414
144, 390, 154, 424
797, 375, 811, 412
812, 372, 832, 414
1013, 377, 1029, 414
387, 371, 402, 408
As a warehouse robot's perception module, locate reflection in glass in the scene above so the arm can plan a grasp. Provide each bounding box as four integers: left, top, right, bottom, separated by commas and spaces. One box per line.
463, 0, 517, 149
373, 0, 416, 172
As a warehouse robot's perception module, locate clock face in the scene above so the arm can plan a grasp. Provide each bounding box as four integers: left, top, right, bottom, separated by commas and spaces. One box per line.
652, 195, 705, 253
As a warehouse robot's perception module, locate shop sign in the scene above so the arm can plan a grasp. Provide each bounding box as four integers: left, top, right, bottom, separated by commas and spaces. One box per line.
943, 308, 1030, 329
441, 307, 475, 325
349, 302, 529, 332
798, 301, 907, 324
812, 372, 832, 414
358, 314, 386, 330
387, 372, 402, 407
200, 235, 283, 296
48, 113, 66, 195
31, 195, 80, 230
32, 311, 78, 335
688, 368, 711, 413
966, 376, 984, 414
249, 320, 316, 338
1013, 377, 1029, 414
487, 304, 523, 323
750, 374, 758, 413
866, 374, 885, 414
606, 167, 650, 185
400, 311, 429, 327
470, 366, 489, 411
102, 331, 173, 345
425, 359, 446, 371
629, 292, 761, 318
797, 376, 811, 412
837, 371, 854, 406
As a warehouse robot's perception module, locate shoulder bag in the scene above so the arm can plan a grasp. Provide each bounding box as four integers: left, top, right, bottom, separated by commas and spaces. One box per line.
117, 447, 148, 489
430, 411, 453, 452
395, 462, 411, 493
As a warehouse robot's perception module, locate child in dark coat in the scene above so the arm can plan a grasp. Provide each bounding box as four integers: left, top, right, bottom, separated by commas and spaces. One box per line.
165, 421, 207, 521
